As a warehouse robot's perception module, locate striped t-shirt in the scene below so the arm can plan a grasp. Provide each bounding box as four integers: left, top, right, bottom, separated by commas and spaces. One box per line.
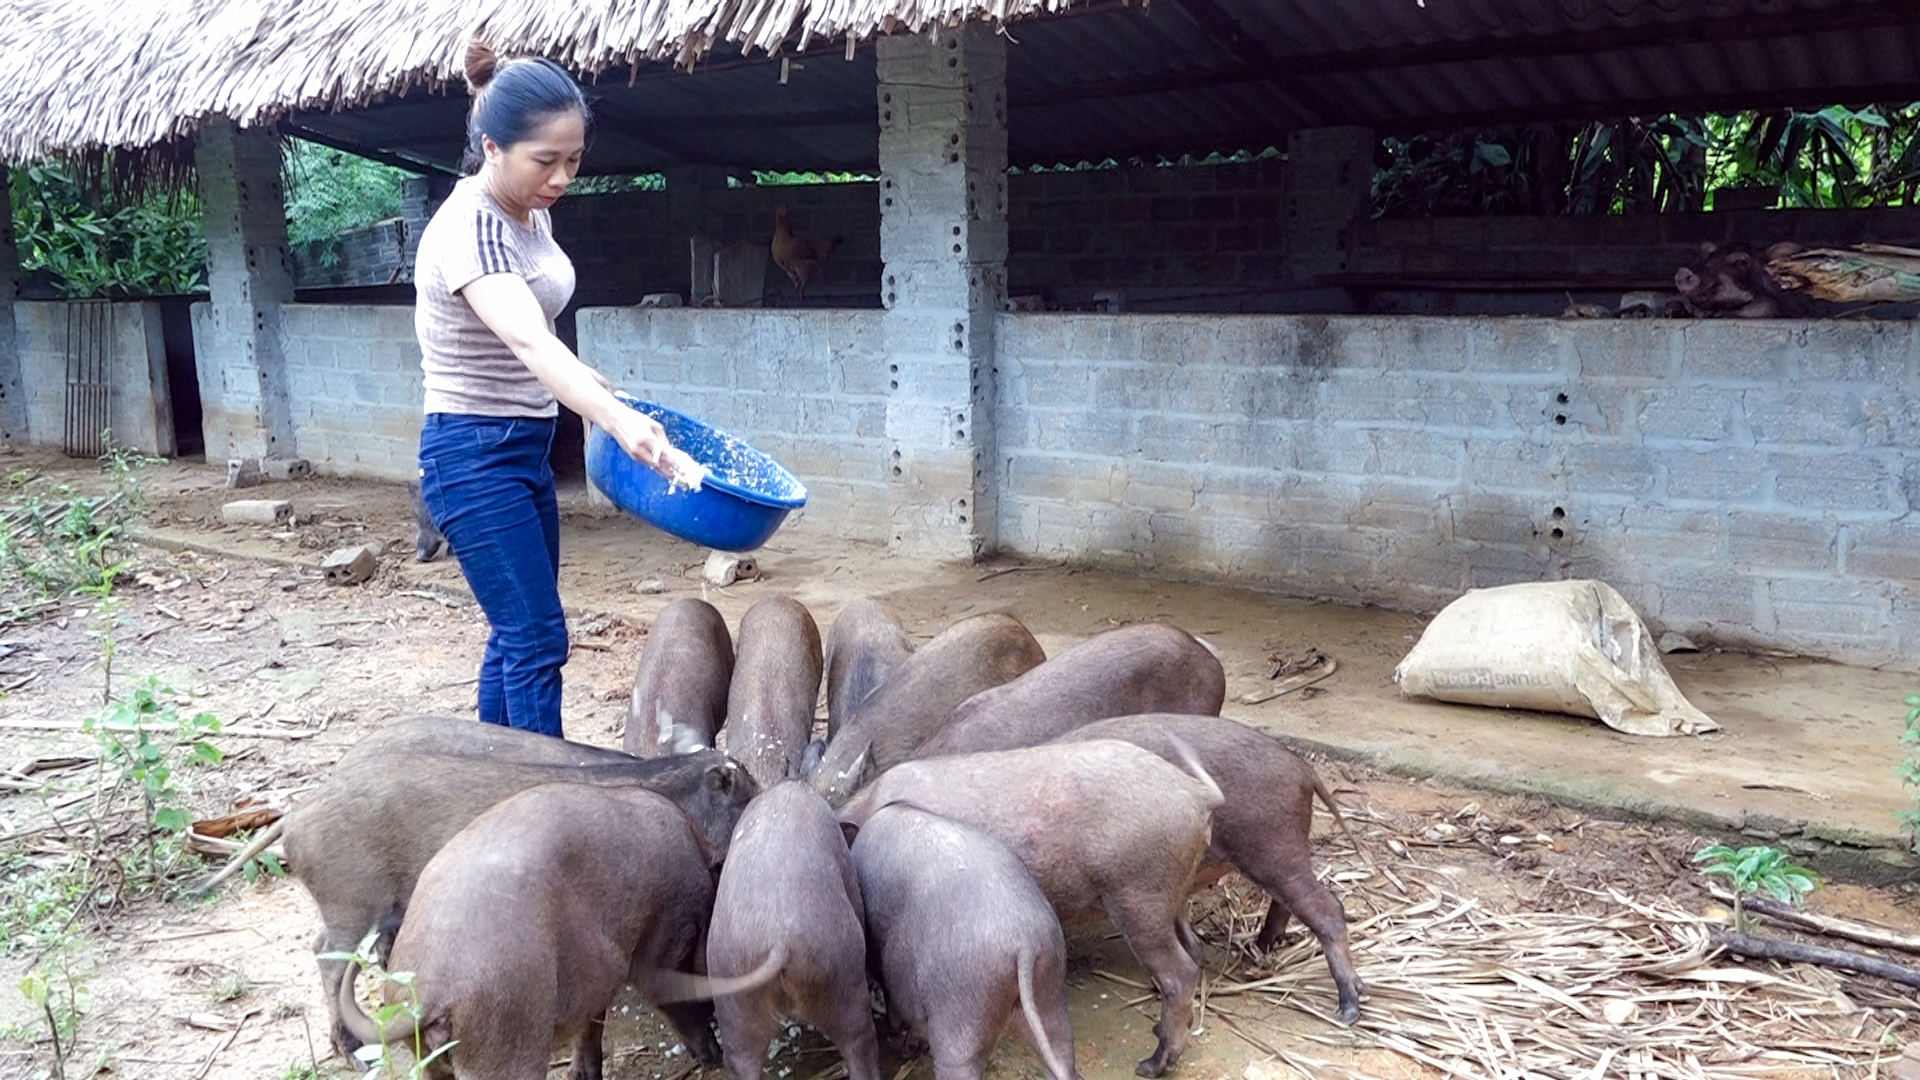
414, 174, 576, 417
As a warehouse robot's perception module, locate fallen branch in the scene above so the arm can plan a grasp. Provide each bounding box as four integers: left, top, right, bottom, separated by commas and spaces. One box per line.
0, 719, 316, 740
1711, 927, 1920, 988
1710, 886, 1920, 957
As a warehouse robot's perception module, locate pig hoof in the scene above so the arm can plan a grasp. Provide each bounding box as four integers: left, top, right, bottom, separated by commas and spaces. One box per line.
1335, 1001, 1361, 1026
1135, 1054, 1170, 1078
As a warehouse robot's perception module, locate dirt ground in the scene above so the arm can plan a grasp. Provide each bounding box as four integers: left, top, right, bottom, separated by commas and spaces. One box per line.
1, 448, 1917, 1080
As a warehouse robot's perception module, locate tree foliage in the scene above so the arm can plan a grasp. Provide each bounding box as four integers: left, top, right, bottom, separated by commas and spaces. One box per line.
1374, 104, 1920, 218
282, 140, 410, 247
8, 162, 207, 298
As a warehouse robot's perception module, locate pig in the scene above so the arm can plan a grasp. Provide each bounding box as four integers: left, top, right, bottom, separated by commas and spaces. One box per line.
1054, 714, 1365, 1025
337, 714, 638, 767
850, 804, 1079, 1080
707, 782, 882, 1080
409, 479, 450, 562
911, 623, 1225, 760
809, 611, 1045, 806
626, 598, 735, 756
724, 598, 825, 789
823, 598, 914, 741
1674, 241, 1808, 318
837, 740, 1221, 1078
335, 783, 780, 1080
286, 748, 757, 1058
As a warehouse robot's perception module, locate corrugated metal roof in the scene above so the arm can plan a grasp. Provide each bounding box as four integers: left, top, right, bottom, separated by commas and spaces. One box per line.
284, 0, 1920, 174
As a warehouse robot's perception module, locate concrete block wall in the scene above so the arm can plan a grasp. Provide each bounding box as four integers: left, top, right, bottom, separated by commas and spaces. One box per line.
576, 307, 891, 539
276, 304, 423, 479
995, 313, 1920, 670
12, 301, 175, 455
292, 220, 412, 290
1005, 159, 1285, 307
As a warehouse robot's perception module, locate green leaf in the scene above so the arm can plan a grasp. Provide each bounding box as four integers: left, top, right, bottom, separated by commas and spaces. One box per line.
191, 741, 224, 766
152, 807, 190, 833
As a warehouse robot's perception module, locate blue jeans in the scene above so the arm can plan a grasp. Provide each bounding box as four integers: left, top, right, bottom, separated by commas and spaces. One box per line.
419, 413, 568, 737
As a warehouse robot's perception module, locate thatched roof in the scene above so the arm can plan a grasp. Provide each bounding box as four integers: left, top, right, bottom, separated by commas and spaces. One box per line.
0, 0, 1067, 163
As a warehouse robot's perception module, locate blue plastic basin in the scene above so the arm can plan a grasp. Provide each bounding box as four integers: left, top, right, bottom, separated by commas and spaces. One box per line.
585, 395, 807, 552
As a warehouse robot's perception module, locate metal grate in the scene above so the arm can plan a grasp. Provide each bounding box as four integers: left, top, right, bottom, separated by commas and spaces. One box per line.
63, 300, 113, 458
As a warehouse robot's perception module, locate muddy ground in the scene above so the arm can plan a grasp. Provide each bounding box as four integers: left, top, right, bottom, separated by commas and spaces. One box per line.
0, 450, 1916, 1080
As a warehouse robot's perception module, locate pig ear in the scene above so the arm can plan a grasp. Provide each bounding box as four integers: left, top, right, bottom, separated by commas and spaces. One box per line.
799, 739, 826, 779
1697, 241, 1719, 258
852, 743, 875, 787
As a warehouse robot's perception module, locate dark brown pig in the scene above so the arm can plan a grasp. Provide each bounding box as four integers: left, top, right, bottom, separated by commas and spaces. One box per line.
707, 782, 882, 1080
911, 623, 1224, 760
1674, 241, 1808, 317
809, 612, 1045, 806
627, 598, 735, 756
724, 598, 824, 789
287, 749, 756, 1058
338, 715, 638, 767
335, 783, 778, 1080
850, 804, 1079, 1080
837, 740, 1220, 1078
823, 598, 913, 740
1055, 714, 1365, 1025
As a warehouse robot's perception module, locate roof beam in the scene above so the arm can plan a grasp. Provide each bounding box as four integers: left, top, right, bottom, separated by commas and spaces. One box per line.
1280, 0, 1920, 77
280, 122, 455, 175
1163, 0, 1339, 125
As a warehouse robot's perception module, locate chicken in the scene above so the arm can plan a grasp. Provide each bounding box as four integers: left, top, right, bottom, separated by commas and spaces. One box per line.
771, 206, 843, 299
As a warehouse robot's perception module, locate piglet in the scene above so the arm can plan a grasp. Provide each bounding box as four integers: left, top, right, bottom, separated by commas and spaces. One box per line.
724, 597, 824, 789
838, 739, 1220, 1077
707, 782, 882, 1080
809, 611, 1045, 805
823, 598, 913, 741
912, 623, 1224, 760
852, 804, 1079, 1080
334, 783, 778, 1080
1055, 714, 1366, 1024
627, 598, 734, 756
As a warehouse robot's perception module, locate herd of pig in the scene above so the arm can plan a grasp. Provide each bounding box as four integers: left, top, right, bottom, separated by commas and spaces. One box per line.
267, 597, 1368, 1080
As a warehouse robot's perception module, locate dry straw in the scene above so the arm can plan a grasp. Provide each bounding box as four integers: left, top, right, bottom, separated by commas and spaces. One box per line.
1185, 813, 1910, 1080
0, 0, 1075, 165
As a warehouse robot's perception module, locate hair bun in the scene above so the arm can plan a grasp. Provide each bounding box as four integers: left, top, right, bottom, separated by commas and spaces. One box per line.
464, 40, 499, 90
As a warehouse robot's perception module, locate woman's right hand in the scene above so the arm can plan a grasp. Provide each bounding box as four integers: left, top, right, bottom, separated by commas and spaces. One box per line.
605, 409, 706, 485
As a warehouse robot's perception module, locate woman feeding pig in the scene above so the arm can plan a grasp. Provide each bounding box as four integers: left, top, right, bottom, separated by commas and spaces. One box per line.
413, 42, 702, 738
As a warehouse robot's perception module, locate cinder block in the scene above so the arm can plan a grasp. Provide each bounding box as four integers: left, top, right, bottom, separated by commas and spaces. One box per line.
1772, 453, 1894, 513
321, 544, 378, 585
223, 499, 291, 525
1637, 387, 1738, 443
1728, 511, 1838, 574
1679, 323, 1790, 382
1844, 519, 1920, 582
1745, 388, 1864, 447
1663, 448, 1769, 504
1564, 444, 1657, 497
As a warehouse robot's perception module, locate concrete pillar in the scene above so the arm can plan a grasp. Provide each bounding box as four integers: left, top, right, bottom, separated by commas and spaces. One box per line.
0, 169, 24, 443
877, 24, 1007, 560
195, 116, 296, 462
1283, 126, 1375, 285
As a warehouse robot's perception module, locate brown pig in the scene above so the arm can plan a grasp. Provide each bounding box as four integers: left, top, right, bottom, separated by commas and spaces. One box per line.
335, 783, 778, 1080
287, 749, 756, 1058
850, 804, 1079, 1080
627, 598, 735, 756
823, 598, 914, 740
337, 715, 638, 767
1055, 714, 1365, 1024
809, 612, 1045, 806
911, 623, 1224, 760
724, 598, 824, 789
707, 782, 882, 1080
836, 740, 1220, 1078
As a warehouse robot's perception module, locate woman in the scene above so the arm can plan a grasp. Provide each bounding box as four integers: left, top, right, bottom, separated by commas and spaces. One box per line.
415, 42, 698, 738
